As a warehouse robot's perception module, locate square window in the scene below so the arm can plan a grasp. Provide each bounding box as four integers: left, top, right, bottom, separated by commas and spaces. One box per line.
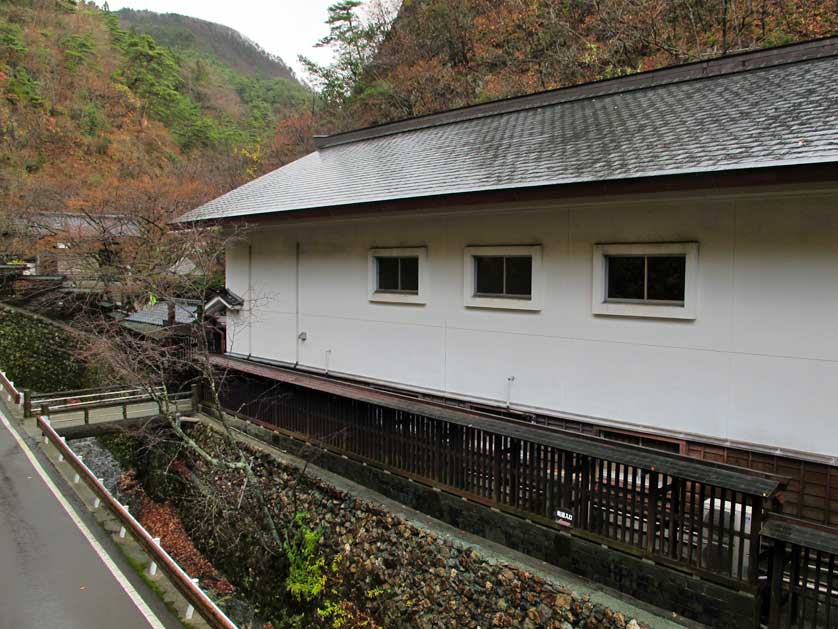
464, 245, 542, 311
369, 248, 427, 304
474, 255, 532, 298
375, 256, 417, 293
592, 243, 698, 319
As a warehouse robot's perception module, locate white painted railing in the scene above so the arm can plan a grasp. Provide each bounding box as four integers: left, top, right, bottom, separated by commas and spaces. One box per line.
0, 368, 21, 406
38, 415, 237, 629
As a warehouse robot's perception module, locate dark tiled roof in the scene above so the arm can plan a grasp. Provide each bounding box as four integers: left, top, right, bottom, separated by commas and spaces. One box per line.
177, 39, 838, 224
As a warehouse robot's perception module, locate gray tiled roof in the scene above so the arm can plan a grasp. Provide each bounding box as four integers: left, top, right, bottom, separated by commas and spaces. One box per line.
124, 302, 198, 326
178, 42, 838, 224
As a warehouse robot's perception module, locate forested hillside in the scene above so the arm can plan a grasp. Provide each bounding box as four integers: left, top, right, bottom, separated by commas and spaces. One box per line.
116, 9, 297, 81
0, 0, 309, 224
309, 0, 838, 129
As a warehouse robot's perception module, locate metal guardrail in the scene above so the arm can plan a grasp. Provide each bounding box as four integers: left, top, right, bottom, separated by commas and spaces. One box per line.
37, 415, 237, 629
0, 368, 21, 405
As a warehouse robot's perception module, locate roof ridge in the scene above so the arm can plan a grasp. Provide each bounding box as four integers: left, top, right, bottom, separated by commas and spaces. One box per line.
315, 36, 838, 150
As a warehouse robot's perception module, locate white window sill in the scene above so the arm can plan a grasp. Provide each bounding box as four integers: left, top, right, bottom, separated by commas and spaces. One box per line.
369, 291, 426, 305
465, 295, 541, 311
592, 300, 696, 320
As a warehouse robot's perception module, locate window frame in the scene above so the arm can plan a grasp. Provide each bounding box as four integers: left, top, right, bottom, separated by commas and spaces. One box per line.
592, 242, 698, 319
464, 245, 542, 311
368, 247, 427, 305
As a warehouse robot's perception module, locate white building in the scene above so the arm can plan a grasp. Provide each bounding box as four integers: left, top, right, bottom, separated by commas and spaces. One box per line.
179, 38, 838, 524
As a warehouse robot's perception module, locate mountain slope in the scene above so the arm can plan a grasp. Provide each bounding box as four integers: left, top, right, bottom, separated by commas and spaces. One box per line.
323, 0, 838, 130
0, 1, 310, 222
116, 9, 297, 82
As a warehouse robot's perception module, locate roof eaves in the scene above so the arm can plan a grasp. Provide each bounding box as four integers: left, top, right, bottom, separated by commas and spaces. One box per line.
177, 155, 838, 224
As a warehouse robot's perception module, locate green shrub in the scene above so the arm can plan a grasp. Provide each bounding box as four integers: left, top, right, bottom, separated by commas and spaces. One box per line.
62, 33, 96, 70
5, 66, 43, 106
284, 512, 326, 604
0, 20, 26, 58
0, 305, 87, 392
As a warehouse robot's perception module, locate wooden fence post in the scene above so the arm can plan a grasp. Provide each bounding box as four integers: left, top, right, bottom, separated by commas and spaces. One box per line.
191, 383, 200, 414
22, 389, 31, 418
768, 538, 786, 629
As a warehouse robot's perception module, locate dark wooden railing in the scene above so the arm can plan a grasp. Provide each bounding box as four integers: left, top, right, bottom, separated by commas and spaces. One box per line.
764, 514, 838, 628
216, 374, 781, 587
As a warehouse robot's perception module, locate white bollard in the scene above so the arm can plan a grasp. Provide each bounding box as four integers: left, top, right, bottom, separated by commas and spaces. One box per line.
119, 525, 126, 539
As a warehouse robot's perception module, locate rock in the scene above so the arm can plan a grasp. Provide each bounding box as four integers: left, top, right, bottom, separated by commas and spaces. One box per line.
526, 607, 541, 623
497, 599, 509, 611
537, 603, 553, 623
555, 593, 573, 610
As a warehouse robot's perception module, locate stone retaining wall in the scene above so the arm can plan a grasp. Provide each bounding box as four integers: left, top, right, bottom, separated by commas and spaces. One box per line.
227, 416, 759, 629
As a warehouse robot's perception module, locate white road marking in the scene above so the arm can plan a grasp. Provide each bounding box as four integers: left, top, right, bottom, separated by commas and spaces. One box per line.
0, 409, 166, 629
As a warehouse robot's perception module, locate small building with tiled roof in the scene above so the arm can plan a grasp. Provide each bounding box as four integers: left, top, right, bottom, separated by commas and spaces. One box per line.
178, 37, 838, 518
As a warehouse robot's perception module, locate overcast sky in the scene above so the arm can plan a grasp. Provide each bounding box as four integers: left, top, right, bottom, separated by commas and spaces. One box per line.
103, 0, 337, 79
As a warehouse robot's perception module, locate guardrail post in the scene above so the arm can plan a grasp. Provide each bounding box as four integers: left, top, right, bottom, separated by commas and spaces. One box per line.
22, 389, 31, 417
185, 578, 199, 620
149, 537, 161, 577
119, 504, 130, 539
191, 383, 200, 414
74, 456, 83, 484
94, 479, 104, 508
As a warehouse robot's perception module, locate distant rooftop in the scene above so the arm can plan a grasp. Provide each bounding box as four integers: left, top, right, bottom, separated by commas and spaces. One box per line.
177, 37, 838, 224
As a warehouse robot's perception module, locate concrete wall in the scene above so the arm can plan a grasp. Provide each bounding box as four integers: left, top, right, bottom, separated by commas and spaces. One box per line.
224, 186, 838, 460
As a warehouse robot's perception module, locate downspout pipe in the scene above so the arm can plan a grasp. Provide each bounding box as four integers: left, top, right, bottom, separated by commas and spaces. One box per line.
295, 241, 300, 367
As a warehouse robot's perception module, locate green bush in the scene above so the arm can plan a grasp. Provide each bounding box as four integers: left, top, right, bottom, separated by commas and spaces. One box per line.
0, 20, 26, 58
62, 32, 96, 70
5, 66, 42, 106
0, 305, 87, 392
284, 512, 327, 604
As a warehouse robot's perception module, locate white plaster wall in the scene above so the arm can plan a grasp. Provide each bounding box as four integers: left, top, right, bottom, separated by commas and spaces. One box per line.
226, 188, 838, 459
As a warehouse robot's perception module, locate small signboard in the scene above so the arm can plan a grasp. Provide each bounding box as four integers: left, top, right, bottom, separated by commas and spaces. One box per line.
555, 509, 574, 527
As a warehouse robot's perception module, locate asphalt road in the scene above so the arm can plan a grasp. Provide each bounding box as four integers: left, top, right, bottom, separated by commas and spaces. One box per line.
0, 408, 178, 629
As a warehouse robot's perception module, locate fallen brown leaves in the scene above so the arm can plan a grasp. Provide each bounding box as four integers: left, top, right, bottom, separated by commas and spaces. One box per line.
122, 471, 235, 596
